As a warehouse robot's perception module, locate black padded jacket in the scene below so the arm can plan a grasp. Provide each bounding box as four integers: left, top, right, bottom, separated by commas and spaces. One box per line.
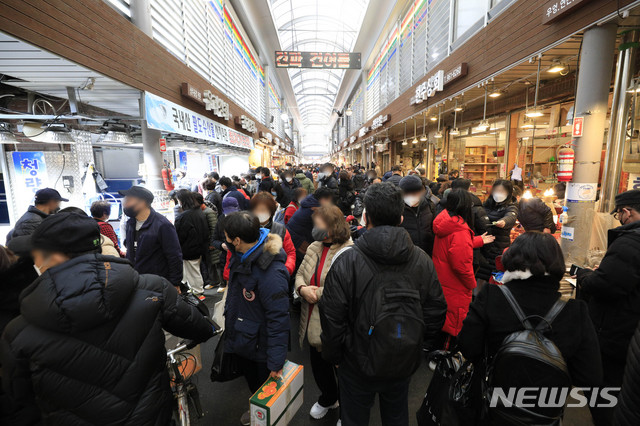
1, 254, 214, 426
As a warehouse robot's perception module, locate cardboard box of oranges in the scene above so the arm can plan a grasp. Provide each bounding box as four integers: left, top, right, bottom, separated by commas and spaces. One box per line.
250, 361, 304, 425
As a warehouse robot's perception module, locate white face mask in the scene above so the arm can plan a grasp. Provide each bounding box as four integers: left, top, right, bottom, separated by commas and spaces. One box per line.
255, 174, 262, 180
493, 192, 508, 203
256, 212, 271, 224
286, 177, 292, 183
317, 172, 325, 180
404, 195, 421, 207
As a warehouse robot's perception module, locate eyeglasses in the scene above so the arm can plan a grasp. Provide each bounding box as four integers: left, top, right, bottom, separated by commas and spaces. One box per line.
613, 210, 624, 221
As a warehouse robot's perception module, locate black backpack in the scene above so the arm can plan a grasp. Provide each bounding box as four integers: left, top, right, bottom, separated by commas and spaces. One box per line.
487, 285, 571, 425
349, 246, 425, 380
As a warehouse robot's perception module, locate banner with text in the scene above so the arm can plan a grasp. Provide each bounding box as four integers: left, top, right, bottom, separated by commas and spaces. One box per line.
12, 151, 49, 210
144, 92, 254, 150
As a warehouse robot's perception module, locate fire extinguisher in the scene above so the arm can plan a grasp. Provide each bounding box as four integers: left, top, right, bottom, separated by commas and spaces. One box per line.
162, 166, 174, 191
557, 144, 575, 182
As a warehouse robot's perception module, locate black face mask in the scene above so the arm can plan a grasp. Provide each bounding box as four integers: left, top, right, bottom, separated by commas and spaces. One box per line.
51, 207, 61, 214
312, 227, 329, 242
123, 205, 139, 218
226, 240, 236, 252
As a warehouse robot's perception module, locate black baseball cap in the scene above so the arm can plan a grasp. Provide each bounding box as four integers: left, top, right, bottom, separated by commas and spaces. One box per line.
118, 185, 154, 204
613, 189, 640, 214
34, 188, 68, 204
30, 212, 101, 253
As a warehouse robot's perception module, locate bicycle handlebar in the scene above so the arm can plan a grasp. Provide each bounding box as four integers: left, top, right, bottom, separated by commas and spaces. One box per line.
167, 343, 189, 357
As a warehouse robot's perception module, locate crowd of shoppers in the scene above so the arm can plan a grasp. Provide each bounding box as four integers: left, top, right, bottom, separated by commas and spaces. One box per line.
3, 162, 640, 426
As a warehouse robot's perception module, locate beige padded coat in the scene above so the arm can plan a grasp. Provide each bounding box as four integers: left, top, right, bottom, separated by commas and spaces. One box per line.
295, 239, 352, 349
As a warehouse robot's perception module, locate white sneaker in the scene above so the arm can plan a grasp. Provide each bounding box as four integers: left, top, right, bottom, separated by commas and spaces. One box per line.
337, 420, 342, 426
429, 360, 437, 371
309, 401, 339, 419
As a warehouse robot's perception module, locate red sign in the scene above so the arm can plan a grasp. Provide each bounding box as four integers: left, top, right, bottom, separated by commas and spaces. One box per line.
159, 138, 167, 152
572, 117, 584, 138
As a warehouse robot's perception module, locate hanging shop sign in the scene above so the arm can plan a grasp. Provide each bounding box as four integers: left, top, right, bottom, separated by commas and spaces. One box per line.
235, 115, 257, 133
410, 63, 468, 105
542, 0, 592, 25
371, 114, 390, 130
181, 83, 230, 120
159, 138, 167, 152
628, 173, 640, 190
572, 117, 584, 137
12, 152, 49, 210
358, 126, 370, 138
275, 51, 361, 69
145, 92, 253, 150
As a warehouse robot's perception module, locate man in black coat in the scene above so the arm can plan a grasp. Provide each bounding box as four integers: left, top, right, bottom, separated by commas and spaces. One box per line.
577, 189, 640, 425
399, 175, 435, 256
318, 163, 338, 194
320, 183, 446, 425
7, 188, 67, 242
257, 167, 276, 194
386, 165, 403, 186
1, 212, 214, 425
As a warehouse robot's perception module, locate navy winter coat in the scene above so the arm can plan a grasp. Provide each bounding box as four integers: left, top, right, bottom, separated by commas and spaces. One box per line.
125, 208, 183, 286
1, 254, 213, 426
222, 185, 249, 211
224, 229, 290, 371
286, 194, 320, 255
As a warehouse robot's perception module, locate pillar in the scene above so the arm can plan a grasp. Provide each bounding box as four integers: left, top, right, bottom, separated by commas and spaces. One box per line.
562, 24, 618, 264
600, 30, 639, 212
131, 0, 164, 191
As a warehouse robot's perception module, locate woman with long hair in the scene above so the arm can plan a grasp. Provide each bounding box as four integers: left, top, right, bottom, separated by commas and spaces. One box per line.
295, 205, 352, 419
432, 189, 494, 349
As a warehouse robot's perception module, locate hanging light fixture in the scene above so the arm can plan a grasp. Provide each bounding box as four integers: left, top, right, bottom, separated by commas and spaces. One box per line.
280, 112, 289, 121
98, 119, 134, 144
0, 122, 18, 144
434, 105, 443, 139
477, 84, 491, 131
412, 118, 419, 144
548, 59, 568, 74
526, 56, 544, 118
345, 106, 353, 117
402, 122, 408, 145
450, 100, 460, 136
489, 82, 502, 98
26, 121, 75, 144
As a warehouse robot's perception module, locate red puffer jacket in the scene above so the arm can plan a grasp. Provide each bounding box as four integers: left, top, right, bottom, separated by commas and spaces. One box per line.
432, 210, 483, 336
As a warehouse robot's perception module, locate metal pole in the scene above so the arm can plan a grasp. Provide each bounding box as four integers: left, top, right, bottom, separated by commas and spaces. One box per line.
131, 0, 164, 191
562, 23, 618, 264
600, 30, 639, 212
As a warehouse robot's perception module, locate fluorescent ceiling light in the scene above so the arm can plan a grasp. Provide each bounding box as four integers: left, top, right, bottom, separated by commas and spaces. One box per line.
449, 128, 460, 136
525, 109, 544, 118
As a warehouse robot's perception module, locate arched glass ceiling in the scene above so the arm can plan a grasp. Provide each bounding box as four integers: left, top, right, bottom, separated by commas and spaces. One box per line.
269, 0, 370, 130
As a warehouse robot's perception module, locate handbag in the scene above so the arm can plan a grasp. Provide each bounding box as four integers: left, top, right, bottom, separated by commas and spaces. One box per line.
210, 331, 242, 382
417, 351, 487, 426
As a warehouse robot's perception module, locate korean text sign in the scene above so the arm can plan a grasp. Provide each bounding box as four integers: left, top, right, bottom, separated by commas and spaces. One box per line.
12, 151, 49, 208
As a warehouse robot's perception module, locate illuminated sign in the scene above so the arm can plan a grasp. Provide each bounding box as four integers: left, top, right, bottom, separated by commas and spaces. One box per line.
371, 114, 390, 130
358, 126, 370, 138
275, 51, 361, 69
180, 83, 230, 120
235, 115, 257, 133
410, 64, 468, 105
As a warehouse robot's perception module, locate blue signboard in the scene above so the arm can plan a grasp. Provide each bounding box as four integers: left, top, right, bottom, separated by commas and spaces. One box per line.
12, 151, 49, 209
178, 151, 188, 171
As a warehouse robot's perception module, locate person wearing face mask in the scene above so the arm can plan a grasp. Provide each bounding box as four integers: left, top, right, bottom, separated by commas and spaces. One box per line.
119, 185, 184, 289
174, 190, 209, 300
1, 212, 215, 426
317, 163, 338, 194
257, 167, 275, 194
477, 179, 518, 283
576, 189, 640, 425
222, 211, 290, 425
279, 170, 301, 208
248, 192, 295, 276
398, 175, 436, 256
295, 205, 352, 420
284, 187, 308, 225
295, 168, 315, 194
6, 188, 68, 243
